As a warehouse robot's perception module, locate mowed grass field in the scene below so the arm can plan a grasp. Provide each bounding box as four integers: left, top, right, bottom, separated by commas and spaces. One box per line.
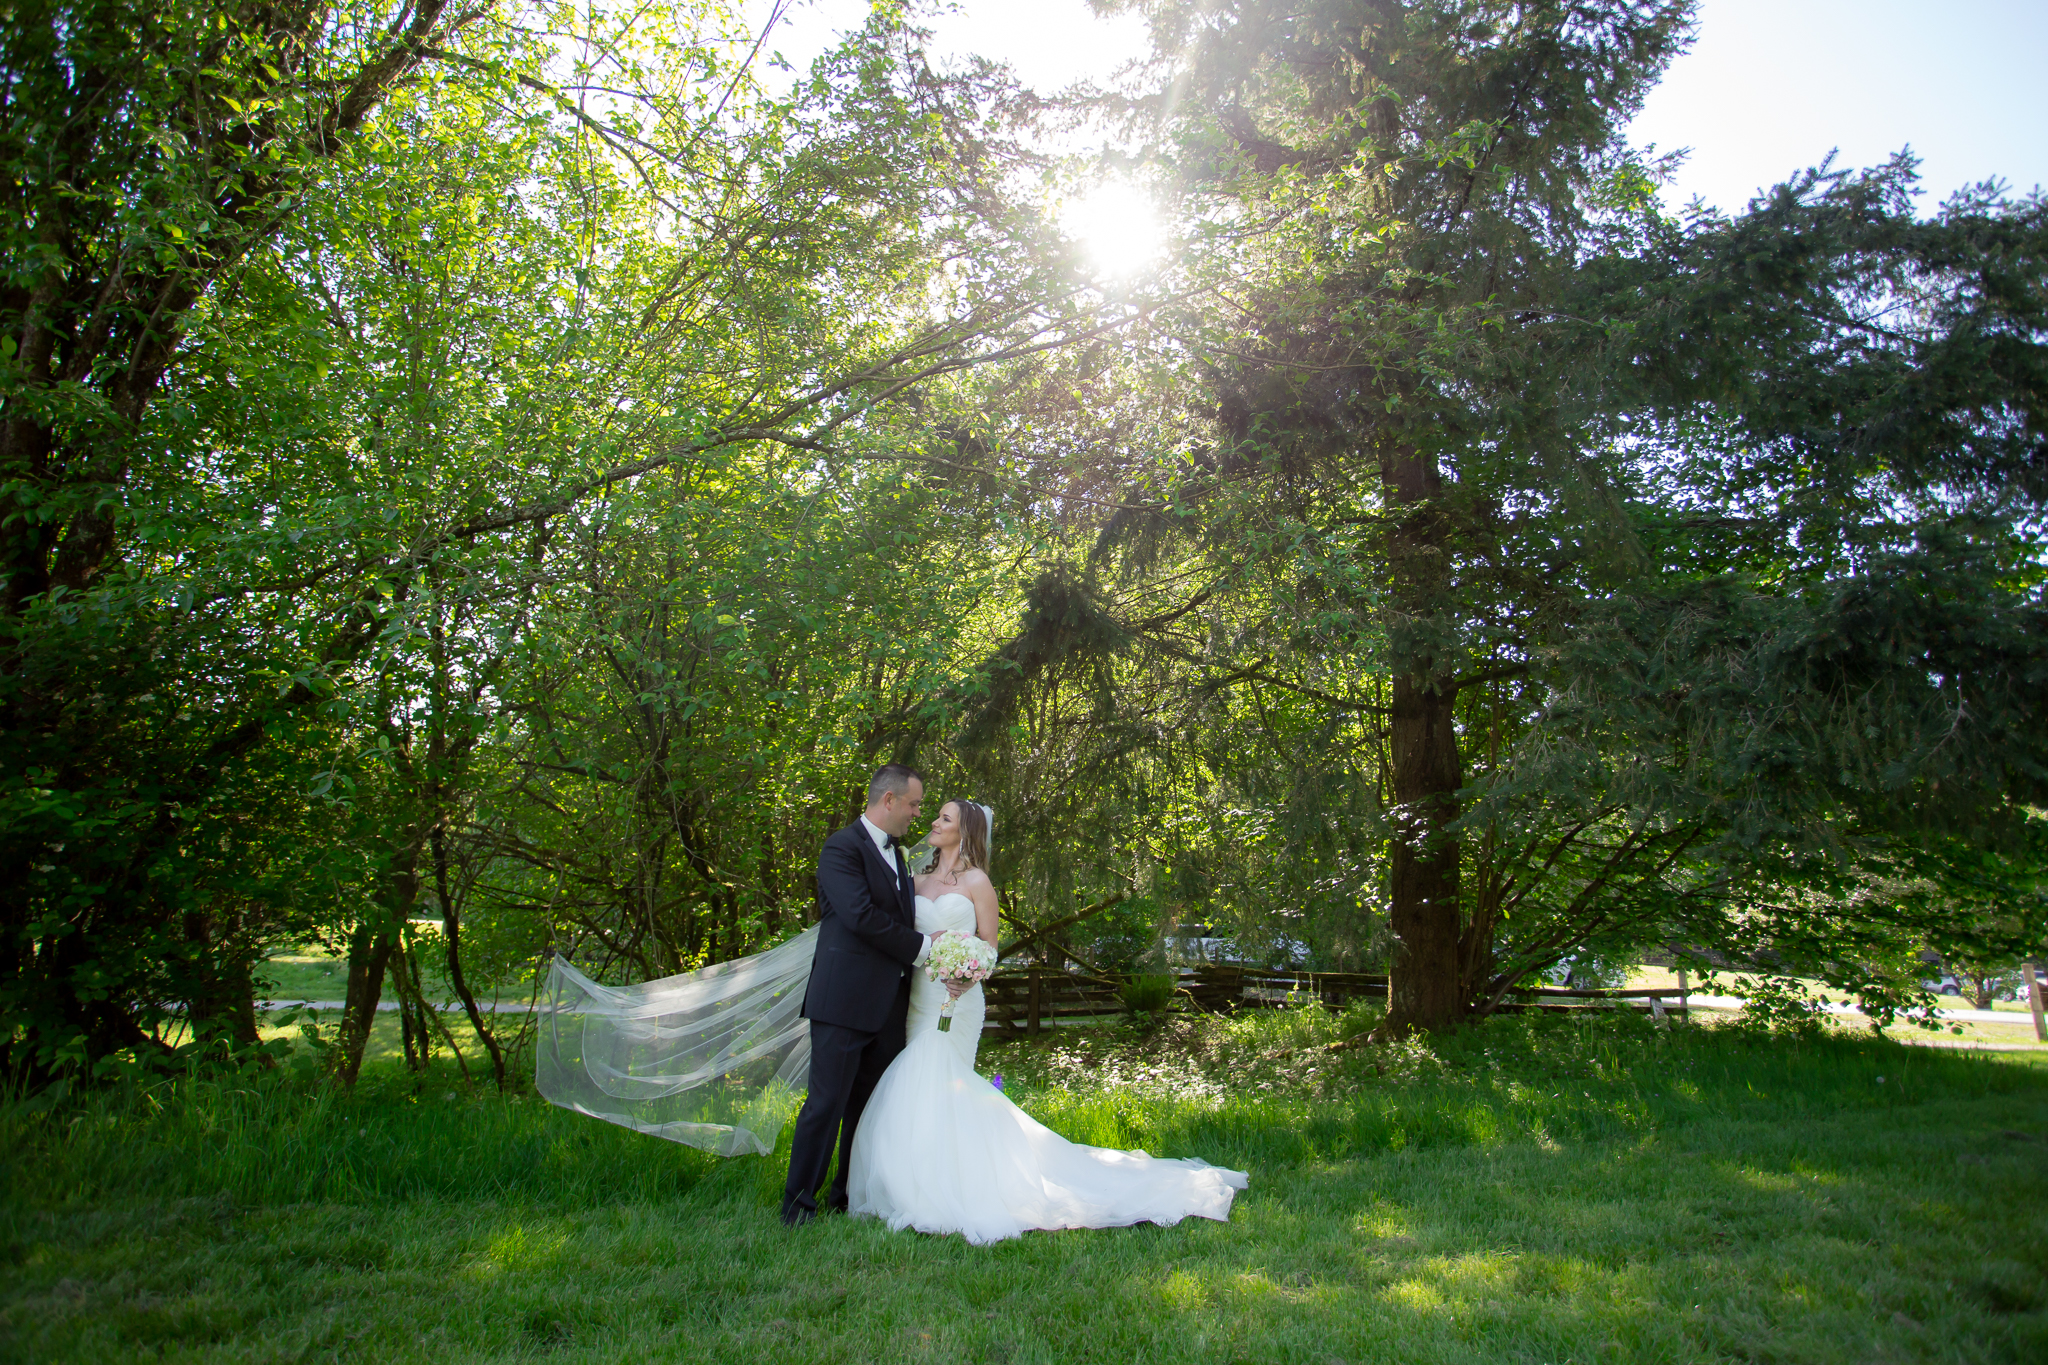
2, 1008, 2044, 1364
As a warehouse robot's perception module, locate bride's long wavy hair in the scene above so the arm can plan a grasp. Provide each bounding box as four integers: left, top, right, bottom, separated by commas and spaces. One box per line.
950, 800, 990, 874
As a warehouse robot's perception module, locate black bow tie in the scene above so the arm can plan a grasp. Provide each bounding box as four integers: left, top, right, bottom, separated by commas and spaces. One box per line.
881, 834, 899, 851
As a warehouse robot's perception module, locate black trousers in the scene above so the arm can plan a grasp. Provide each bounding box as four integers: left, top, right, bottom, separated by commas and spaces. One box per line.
782, 1012, 905, 1218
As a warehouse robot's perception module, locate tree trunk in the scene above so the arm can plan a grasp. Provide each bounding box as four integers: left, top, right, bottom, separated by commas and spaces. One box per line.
1969, 973, 1994, 1011
182, 909, 261, 1061
435, 825, 507, 1089
334, 843, 420, 1087
334, 919, 397, 1088
1382, 673, 1465, 1032
30, 920, 174, 1084
386, 944, 431, 1072
1377, 440, 1467, 1034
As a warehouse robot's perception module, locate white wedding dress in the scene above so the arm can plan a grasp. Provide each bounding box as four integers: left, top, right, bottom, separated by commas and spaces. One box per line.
846, 892, 1249, 1244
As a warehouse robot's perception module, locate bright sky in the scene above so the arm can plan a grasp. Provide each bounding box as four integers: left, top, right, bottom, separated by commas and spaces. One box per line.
1630, 0, 2048, 212
750, 0, 2048, 213
750, 0, 1147, 96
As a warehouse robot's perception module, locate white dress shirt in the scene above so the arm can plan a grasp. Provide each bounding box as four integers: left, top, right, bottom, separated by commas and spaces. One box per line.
860, 814, 932, 966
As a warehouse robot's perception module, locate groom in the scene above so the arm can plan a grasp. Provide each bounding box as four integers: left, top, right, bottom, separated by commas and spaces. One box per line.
781, 763, 936, 1225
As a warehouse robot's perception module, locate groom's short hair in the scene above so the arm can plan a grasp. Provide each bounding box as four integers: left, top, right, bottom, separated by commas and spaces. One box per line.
867, 763, 923, 806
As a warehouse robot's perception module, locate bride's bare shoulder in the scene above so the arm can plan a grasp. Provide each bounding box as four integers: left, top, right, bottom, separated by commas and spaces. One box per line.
959, 867, 995, 892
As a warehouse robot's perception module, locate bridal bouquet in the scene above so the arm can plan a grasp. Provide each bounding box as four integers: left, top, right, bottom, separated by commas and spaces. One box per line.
925, 932, 998, 1032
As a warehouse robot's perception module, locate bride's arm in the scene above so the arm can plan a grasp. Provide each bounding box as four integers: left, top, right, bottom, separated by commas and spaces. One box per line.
964, 873, 1000, 947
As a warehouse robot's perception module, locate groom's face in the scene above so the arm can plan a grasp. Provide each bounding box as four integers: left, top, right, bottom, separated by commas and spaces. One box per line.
877, 778, 924, 839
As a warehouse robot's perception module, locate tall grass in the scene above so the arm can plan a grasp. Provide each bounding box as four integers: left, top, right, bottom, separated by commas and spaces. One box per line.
4, 1007, 2038, 1213
995, 1004, 2045, 1164
0, 1074, 726, 1210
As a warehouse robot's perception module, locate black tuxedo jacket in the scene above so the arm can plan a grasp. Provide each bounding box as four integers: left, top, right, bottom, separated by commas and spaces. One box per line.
800, 820, 925, 1032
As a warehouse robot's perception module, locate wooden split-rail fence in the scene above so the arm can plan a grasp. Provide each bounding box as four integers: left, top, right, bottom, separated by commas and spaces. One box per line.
982, 963, 1692, 1035
984, 969, 1128, 1035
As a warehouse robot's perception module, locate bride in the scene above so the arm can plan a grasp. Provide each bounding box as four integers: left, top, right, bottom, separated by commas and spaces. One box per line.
844, 799, 1248, 1245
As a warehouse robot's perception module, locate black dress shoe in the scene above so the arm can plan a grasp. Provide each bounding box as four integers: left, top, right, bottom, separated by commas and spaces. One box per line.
781, 1207, 815, 1227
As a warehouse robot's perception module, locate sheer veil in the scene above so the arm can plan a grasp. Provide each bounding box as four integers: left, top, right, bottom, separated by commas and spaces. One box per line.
535, 927, 816, 1157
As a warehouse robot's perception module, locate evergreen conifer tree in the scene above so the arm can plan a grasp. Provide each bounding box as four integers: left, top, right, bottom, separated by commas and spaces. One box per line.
1088, 0, 2047, 1029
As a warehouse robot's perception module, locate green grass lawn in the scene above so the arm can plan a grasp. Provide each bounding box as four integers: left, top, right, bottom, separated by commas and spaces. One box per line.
252, 948, 352, 1003
256, 933, 509, 1007
3, 1009, 2044, 1364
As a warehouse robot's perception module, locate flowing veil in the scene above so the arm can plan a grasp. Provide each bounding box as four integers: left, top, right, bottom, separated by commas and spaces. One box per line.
535, 927, 817, 1157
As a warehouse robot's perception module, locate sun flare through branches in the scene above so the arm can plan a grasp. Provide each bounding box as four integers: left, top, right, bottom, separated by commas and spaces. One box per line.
1059, 181, 1168, 280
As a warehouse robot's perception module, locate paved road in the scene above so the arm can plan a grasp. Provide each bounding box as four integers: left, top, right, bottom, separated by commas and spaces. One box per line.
259, 999, 536, 1013
1683, 993, 2038, 1027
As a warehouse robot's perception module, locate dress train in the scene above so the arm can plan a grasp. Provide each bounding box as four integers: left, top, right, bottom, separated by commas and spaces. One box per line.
847, 893, 1248, 1244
